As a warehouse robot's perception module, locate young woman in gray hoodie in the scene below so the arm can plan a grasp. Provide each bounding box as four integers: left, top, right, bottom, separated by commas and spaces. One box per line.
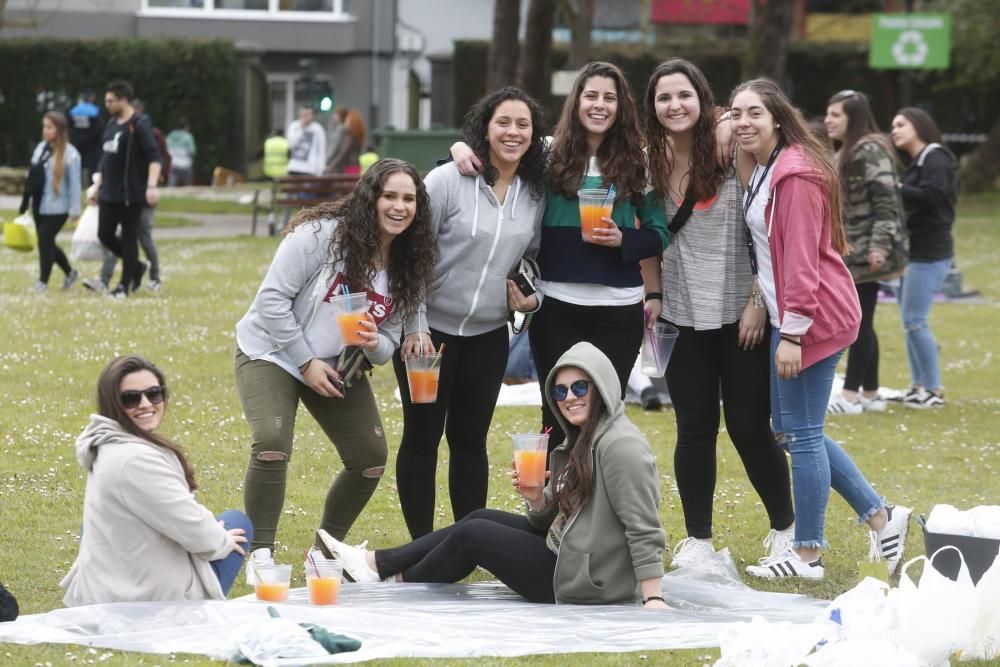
320, 342, 667, 607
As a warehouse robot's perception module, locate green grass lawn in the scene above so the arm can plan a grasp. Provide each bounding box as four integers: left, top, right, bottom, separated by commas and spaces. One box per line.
1, 194, 998, 665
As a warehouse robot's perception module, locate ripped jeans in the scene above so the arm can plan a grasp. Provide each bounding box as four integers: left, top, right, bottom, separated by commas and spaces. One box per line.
769, 331, 883, 549
235, 349, 388, 551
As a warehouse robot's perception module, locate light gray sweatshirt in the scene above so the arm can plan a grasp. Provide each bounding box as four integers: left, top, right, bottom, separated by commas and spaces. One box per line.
406, 162, 544, 337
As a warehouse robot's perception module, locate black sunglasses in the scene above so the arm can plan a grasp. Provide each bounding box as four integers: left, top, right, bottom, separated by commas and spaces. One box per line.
552, 379, 592, 402
120, 385, 168, 409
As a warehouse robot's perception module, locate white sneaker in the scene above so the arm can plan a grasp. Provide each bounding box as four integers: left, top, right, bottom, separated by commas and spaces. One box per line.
760, 525, 795, 561
874, 504, 912, 576
858, 394, 888, 413
746, 550, 825, 579
316, 529, 381, 583
670, 537, 715, 569
245, 547, 274, 585
827, 393, 863, 415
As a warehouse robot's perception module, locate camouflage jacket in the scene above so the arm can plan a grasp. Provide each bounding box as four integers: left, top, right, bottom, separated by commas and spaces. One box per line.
841, 138, 907, 283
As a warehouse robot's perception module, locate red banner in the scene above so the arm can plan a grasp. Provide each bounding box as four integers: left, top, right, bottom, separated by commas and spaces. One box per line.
651, 0, 751, 25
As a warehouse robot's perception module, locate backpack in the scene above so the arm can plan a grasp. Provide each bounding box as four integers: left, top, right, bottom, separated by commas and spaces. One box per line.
0, 580, 18, 622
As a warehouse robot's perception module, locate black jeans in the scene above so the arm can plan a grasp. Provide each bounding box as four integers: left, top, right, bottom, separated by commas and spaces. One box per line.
528, 297, 644, 449
844, 281, 880, 392
393, 326, 509, 539
97, 201, 143, 292
375, 508, 557, 603
665, 320, 794, 539
34, 213, 73, 284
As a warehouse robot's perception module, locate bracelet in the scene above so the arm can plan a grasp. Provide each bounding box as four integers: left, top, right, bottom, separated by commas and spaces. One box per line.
299, 358, 314, 373
779, 334, 802, 346
644, 292, 662, 303
642, 596, 665, 605
751, 289, 764, 309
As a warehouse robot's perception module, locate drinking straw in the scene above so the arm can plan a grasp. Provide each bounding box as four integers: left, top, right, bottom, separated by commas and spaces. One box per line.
542, 426, 553, 435
305, 547, 321, 577
601, 183, 616, 208
340, 284, 350, 297
430, 342, 446, 369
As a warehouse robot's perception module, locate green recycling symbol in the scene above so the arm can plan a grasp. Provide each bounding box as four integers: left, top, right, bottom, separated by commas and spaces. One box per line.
892, 30, 929, 66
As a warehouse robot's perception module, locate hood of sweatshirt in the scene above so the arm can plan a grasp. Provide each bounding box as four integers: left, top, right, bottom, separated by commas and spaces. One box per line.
75, 415, 138, 471
543, 341, 623, 450
770, 144, 828, 191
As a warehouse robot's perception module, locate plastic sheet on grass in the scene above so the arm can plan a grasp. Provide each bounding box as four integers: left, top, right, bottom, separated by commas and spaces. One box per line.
0, 553, 829, 664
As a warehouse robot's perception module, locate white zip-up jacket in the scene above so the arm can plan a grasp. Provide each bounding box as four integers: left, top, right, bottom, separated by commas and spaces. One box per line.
407, 162, 544, 337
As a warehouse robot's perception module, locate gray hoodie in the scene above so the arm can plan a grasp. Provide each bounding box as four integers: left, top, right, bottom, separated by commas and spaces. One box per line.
61, 416, 232, 606
527, 342, 665, 604
407, 162, 544, 337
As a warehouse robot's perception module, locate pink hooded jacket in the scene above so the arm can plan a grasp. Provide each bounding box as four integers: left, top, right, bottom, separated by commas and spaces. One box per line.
764, 145, 861, 370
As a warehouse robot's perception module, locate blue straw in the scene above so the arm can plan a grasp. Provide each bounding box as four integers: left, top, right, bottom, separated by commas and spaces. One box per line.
341, 284, 350, 297
601, 183, 616, 208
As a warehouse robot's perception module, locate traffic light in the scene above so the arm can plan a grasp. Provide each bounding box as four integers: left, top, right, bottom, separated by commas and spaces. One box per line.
318, 81, 334, 112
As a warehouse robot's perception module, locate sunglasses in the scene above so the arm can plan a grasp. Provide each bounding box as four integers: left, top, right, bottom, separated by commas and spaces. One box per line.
120, 386, 168, 409
552, 379, 592, 402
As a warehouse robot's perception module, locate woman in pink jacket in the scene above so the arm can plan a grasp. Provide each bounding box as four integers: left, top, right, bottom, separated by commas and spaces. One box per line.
729, 79, 911, 580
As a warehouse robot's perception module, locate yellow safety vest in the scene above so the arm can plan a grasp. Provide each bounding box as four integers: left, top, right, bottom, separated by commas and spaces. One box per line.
263, 135, 290, 178
358, 150, 379, 175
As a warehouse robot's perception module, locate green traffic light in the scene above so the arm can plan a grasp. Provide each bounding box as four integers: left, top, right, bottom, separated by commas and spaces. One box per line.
320, 96, 333, 112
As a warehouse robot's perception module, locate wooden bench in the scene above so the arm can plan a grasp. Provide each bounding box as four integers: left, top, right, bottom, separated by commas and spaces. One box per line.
251, 173, 360, 236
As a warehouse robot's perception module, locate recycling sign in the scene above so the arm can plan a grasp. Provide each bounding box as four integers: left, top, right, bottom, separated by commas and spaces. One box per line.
870, 13, 950, 70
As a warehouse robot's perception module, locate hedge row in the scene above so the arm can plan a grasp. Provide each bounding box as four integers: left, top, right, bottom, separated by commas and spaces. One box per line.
0, 39, 237, 184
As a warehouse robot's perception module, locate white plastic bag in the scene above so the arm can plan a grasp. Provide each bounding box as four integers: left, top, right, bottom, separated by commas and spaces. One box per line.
961, 549, 1000, 661
897, 546, 978, 666
70, 205, 104, 261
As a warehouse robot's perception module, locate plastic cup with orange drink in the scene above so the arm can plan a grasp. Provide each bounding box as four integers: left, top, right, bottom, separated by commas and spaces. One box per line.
513, 433, 550, 489
253, 563, 291, 603
330, 291, 370, 346
305, 557, 343, 606
577, 188, 614, 243
405, 352, 442, 404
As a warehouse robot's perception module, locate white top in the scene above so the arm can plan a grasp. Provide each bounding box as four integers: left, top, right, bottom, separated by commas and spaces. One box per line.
286, 120, 327, 176
744, 163, 779, 326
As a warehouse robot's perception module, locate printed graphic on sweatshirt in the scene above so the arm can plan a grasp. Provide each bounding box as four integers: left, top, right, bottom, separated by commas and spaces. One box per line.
290, 128, 316, 162
323, 271, 394, 326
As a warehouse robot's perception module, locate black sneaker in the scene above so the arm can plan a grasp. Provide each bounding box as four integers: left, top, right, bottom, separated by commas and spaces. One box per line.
109, 285, 128, 300
902, 388, 945, 409
640, 386, 662, 411
131, 261, 149, 292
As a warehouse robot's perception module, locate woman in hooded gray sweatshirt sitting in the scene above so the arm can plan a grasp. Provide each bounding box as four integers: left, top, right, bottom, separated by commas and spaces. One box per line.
321, 342, 668, 608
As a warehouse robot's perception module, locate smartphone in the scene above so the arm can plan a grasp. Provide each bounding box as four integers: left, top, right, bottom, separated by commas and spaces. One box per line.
329, 376, 346, 393
513, 271, 536, 297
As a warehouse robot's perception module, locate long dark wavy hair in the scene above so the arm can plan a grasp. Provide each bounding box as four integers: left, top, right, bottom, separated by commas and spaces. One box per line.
285, 159, 436, 320
894, 107, 955, 163
549, 62, 647, 206
461, 86, 548, 201
730, 78, 848, 255
552, 375, 606, 518
826, 90, 897, 186
96, 355, 197, 492
643, 59, 725, 203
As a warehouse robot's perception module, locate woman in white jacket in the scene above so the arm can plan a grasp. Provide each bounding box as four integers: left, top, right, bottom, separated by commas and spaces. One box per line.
62, 355, 250, 606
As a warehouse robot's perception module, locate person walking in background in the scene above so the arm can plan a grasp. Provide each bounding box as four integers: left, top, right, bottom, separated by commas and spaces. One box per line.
824, 90, 907, 415
263, 129, 290, 179
890, 107, 958, 409
639, 59, 794, 569
21, 111, 81, 292
68, 90, 103, 188
730, 78, 911, 581
85, 80, 162, 299
166, 118, 197, 186
286, 105, 326, 177
327, 107, 367, 175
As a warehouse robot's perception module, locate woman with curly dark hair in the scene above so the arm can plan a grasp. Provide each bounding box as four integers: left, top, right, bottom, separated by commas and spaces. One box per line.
394, 86, 548, 538
234, 158, 436, 573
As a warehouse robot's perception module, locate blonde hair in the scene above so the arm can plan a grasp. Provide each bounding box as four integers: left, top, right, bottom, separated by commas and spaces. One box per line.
43, 111, 69, 195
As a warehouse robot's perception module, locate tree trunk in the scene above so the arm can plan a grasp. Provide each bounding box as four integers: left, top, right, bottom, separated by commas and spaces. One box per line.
487, 0, 522, 92
568, 0, 594, 69
746, 0, 796, 83
519, 0, 557, 106
961, 114, 1000, 192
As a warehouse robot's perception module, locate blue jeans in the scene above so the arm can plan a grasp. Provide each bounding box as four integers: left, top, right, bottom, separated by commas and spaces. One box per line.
769, 331, 882, 548
211, 509, 253, 595
899, 258, 951, 391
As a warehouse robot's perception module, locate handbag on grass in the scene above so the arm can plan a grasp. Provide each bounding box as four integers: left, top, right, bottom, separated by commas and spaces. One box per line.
3, 212, 37, 252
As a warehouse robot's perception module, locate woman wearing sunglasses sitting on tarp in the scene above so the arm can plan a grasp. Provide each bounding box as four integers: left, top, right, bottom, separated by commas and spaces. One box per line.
62, 355, 251, 605
317, 342, 668, 608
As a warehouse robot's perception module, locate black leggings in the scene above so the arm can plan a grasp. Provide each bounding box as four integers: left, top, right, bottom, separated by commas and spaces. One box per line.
97, 201, 143, 292
375, 508, 557, 603
665, 320, 794, 539
392, 326, 509, 539
34, 213, 73, 284
844, 281, 880, 392
529, 297, 644, 449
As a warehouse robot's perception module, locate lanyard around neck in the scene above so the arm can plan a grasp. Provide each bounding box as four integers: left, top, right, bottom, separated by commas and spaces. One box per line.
743, 140, 783, 220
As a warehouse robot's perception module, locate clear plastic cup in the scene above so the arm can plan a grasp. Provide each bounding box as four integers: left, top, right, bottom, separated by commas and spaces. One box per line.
577, 188, 614, 243
253, 563, 291, 603
305, 558, 343, 606
640, 322, 680, 377
330, 292, 370, 346
513, 433, 549, 489
405, 353, 442, 404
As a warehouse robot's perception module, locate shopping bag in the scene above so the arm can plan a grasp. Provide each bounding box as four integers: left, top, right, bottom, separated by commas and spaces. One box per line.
70, 205, 104, 261
897, 545, 978, 666
3, 212, 37, 252
961, 549, 1000, 661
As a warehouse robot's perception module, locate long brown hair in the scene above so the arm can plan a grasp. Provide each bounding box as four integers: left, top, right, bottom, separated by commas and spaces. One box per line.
553, 377, 606, 518
285, 158, 436, 321
826, 90, 896, 186
343, 110, 367, 150
549, 62, 647, 206
643, 58, 725, 203
730, 78, 848, 255
96, 355, 197, 492
43, 111, 69, 195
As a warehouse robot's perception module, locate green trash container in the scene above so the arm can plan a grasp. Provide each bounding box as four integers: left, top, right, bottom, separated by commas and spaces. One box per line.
373, 129, 462, 174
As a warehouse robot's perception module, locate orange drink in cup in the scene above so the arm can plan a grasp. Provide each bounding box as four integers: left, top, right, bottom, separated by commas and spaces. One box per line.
305, 558, 343, 606
578, 188, 614, 243
253, 564, 291, 602
330, 292, 370, 346
405, 353, 442, 404
513, 433, 550, 489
